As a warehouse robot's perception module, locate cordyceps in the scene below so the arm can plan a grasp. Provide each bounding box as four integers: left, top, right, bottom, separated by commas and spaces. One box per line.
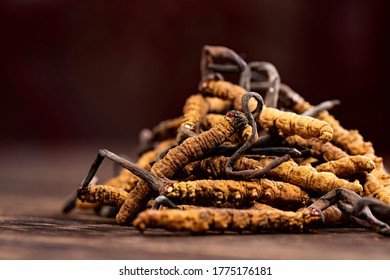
65, 44, 389, 237
62, 139, 175, 214
174, 45, 249, 144
199, 79, 334, 143
278, 84, 390, 195
105, 139, 176, 192
278, 84, 375, 156
77, 109, 251, 225
177, 155, 363, 196
133, 207, 322, 234
116, 93, 262, 225
308, 188, 390, 236
159, 178, 310, 210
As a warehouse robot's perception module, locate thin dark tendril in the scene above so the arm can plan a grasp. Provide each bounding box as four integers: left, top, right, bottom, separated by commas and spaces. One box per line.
210, 146, 302, 158
79, 149, 169, 192
225, 92, 263, 179
225, 92, 292, 180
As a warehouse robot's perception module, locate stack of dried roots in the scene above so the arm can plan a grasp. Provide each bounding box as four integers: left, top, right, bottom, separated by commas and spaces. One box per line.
63, 45, 390, 236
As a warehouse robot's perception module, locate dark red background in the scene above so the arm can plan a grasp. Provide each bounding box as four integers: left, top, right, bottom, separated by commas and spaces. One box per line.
1, 0, 389, 156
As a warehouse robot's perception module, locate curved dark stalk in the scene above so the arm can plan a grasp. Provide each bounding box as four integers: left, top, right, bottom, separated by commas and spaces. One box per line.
200, 45, 247, 80
211, 62, 280, 107
210, 146, 302, 158
245, 154, 291, 179
309, 188, 390, 236
225, 91, 293, 180
62, 192, 78, 213
200, 45, 248, 88
225, 92, 262, 179
346, 197, 390, 235
248, 61, 280, 108
79, 149, 170, 193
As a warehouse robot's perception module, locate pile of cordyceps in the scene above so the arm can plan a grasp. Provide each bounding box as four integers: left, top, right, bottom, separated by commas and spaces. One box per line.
64, 45, 390, 236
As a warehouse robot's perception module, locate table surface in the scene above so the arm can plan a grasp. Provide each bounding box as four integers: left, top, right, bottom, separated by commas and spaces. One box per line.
1, 143, 390, 260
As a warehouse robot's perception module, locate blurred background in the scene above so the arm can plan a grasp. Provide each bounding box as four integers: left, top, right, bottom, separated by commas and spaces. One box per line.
1, 0, 389, 155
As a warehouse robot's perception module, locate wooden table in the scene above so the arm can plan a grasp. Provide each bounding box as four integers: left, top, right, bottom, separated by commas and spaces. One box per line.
1, 143, 390, 260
